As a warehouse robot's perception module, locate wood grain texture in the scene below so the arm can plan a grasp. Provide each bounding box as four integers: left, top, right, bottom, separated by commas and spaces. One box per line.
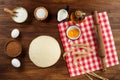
0, 0, 120, 80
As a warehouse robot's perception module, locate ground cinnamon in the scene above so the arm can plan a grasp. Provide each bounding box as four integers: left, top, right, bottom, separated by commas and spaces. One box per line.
5, 40, 22, 57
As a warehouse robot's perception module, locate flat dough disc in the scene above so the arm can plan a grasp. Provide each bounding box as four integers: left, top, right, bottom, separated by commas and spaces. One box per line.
29, 36, 61, 68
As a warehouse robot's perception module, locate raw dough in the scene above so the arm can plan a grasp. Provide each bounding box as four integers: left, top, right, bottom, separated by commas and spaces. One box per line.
29, 36, 61, 68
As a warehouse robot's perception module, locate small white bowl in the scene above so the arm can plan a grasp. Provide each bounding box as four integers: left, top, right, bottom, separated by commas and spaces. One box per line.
66, 25, 81, 40
57, 9, 68, 22
12, 7, 28, 23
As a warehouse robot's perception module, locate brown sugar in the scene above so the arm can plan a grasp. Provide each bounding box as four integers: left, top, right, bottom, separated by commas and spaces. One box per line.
5, 40, 22, 57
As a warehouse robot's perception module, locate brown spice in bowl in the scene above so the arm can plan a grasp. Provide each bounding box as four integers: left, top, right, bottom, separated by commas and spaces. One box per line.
5, 40, 22, 57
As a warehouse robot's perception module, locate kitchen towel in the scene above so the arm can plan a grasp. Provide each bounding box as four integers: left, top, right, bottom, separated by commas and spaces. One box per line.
58, 12, 119, 77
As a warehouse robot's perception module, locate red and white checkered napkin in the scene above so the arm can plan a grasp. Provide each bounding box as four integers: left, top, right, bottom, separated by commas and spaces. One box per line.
58, 12, 119, 77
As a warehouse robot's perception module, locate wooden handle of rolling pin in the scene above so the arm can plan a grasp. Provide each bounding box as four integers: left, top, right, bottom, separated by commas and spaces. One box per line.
94, 11, 106, 71
94, 11, 99, 25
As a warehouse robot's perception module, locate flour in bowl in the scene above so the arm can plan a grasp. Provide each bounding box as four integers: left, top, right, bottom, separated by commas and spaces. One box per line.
36, 8, 46, 19
12, 7, 28, 23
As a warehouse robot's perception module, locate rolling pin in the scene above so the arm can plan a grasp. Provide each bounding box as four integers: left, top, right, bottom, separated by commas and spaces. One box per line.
94, 11, 106, 71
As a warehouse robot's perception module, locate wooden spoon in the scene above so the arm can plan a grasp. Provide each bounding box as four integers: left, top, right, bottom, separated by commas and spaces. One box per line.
4, 8, 17, 17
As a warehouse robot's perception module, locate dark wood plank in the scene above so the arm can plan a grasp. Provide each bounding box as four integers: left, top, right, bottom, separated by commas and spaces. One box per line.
0, 0, 120, 80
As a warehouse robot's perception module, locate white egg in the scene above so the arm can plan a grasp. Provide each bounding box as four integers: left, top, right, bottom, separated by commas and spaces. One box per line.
11, 29, 20, 38
11, 58, 21, 68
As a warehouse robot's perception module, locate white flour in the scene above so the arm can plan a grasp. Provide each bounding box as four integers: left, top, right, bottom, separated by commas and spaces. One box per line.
36, 8, 46, 19
12, 7, 28, 23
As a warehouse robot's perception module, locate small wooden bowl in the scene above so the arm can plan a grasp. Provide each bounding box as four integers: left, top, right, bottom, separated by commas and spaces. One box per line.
4, 40, 22, 57
34, 7, 48, 21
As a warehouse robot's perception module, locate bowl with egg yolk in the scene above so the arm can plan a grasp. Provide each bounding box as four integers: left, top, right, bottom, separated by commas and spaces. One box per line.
66, 25, 81, 40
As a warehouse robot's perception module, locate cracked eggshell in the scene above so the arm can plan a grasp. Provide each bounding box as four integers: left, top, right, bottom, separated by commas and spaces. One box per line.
57, 9, 68, 22
11, 29, 20, 38
11, 58, 21, 68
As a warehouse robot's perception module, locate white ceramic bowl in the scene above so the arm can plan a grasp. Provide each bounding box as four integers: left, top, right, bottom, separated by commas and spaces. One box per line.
57, 9, 68, 22
66, 25, 81, 40
12, 7, 28, 23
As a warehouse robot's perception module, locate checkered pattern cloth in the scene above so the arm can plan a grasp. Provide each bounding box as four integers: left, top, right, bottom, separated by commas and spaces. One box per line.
58, 12, 119, 77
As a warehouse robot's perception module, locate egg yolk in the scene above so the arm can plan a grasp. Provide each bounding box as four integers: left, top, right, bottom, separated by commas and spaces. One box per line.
68, 29, 79, 38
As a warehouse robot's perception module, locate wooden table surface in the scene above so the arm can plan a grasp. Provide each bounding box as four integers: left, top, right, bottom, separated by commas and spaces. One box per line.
0, 0, 120, 80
